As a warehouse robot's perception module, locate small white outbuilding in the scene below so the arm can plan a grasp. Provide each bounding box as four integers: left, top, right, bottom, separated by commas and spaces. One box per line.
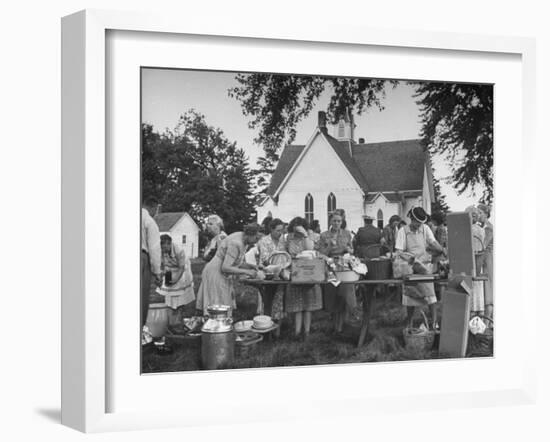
154, 212, 200, 258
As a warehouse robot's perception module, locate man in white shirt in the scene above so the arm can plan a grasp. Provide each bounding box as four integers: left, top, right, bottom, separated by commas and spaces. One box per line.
141, 197, 162, 329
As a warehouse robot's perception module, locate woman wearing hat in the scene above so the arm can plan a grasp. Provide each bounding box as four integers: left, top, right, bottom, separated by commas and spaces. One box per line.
395, 207, 444, 329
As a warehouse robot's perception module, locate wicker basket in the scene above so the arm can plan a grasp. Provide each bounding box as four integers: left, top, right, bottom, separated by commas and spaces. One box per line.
402, 311, 435, 352
467, 316, 494, 357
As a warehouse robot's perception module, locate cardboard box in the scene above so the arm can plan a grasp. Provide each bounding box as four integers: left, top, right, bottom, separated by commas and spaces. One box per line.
290, 258, 326, 283
439, 285, 470, 358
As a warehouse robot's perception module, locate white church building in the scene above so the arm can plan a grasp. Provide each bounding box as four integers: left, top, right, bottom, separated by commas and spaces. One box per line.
256, 111, 435, 233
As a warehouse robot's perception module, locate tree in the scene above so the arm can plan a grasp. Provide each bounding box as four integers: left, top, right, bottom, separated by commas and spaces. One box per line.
414, 82, 493, 203
228, 74, 392, 193
431, 173, 450, 214
142, 110, 257, 233
230, 74, 493, 203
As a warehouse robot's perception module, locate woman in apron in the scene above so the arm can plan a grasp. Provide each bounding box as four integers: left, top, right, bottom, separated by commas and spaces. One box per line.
156, 235, 196, 313
395, 207, 444, 330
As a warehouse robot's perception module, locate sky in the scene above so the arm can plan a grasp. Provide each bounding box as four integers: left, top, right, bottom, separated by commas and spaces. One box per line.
141, 68, 487, 212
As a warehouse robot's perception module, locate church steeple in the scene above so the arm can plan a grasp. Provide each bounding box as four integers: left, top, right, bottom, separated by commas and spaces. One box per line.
333, 109, 355, 141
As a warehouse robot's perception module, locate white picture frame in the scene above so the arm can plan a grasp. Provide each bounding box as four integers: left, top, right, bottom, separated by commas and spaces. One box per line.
61, 9, 537, 433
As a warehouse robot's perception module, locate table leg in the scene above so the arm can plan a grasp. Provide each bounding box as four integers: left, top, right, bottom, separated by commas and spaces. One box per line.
357, 286, 375, 347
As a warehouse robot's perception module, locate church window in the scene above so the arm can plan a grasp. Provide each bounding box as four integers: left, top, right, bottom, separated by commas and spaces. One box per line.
304, 193, 314, 225
377, 209, 384, 229
327, 193, 336, 226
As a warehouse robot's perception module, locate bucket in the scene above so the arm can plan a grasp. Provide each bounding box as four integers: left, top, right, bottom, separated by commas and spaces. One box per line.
361, 245, 393, 280
366, 259, 393, 280
201, 331, 235, 370
145, 303, 169, 338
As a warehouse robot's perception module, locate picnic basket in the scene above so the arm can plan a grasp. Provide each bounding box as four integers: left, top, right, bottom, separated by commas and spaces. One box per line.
402, 310, 435, 352
466, 316, 494, 357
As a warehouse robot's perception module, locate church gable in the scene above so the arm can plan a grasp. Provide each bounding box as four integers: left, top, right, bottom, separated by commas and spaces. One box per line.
266, 112, 432, 204
279, 132, 361, 196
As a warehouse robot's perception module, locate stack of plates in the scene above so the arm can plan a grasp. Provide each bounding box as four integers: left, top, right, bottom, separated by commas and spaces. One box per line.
252, 315, 273, 330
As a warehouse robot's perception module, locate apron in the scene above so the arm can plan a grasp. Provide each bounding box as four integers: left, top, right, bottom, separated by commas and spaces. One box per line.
402, 226, 437, 306
156, 246, 195, 309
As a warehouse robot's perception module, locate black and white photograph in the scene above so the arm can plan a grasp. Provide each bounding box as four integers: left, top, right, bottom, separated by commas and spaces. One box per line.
140, 68, 494, 373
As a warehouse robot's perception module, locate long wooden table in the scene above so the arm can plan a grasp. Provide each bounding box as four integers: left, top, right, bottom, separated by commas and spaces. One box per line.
244, 276, 487, 347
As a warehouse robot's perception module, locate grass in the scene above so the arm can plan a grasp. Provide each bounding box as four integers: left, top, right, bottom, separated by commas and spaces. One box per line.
142, 259, 490, 373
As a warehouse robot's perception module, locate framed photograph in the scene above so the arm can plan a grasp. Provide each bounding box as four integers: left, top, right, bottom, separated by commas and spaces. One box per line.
62, 9, 536, 433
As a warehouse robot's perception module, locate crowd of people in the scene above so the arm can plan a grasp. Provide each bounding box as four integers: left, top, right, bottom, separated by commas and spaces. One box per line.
141, 195, 494, 344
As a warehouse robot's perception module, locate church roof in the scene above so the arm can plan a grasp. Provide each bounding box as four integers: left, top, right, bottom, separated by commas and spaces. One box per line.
266, 144, 306, 196
351, 139, 428, 192
267, 136, 429, 197
154, 212, 197, 231
364, 190, 423, 204
323, 133, 369, 191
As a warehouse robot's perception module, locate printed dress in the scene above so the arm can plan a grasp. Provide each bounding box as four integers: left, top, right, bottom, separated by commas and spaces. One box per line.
284, 233, 322, 313
257, 234, 287, 320
196, 232, 246, 314
317, 228, 357, 312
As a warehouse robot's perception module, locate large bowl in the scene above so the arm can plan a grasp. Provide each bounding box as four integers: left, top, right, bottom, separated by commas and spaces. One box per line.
335, 270, 360, 282
252, 315, 273, 329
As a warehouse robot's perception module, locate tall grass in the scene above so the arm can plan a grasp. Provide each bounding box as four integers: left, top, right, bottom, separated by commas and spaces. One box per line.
142, 260, 483, 373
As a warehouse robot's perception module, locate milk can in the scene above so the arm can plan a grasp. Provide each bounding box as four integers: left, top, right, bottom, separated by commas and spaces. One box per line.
200, 305, 235, 370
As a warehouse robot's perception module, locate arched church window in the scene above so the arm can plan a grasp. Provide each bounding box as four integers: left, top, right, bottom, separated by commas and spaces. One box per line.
377, 209, 384, 229
304, 193, 314, 225
327, 193, 336, 227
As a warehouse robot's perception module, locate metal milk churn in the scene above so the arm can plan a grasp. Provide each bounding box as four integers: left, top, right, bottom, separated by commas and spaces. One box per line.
200, 304, 235, 370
